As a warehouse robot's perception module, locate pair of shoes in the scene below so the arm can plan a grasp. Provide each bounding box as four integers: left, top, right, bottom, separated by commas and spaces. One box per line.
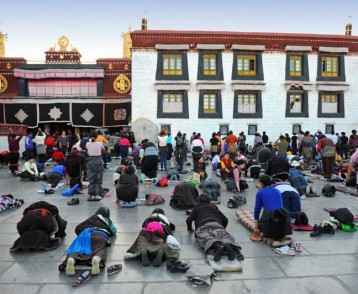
310, 225, 323, 237
167, 260, 190, 273
87, 195, 102, 202
213, 245, 225, 262
67, 198, 80, 206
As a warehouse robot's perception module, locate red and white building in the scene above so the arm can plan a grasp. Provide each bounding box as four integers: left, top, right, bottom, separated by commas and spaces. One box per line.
130, 25, 358, 141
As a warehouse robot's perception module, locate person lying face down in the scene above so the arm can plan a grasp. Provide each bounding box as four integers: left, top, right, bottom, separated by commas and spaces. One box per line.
59, 206, 116, 276
125, 209, 188, 271
10, 201, 67, 253
186, 195, 244, 262
273, 182, 302, 220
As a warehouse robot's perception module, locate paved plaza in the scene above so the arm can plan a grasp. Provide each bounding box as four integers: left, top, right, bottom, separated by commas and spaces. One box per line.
0, 159, 357, 294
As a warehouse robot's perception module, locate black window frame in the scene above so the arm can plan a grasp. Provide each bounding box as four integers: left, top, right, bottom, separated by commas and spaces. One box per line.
318, 91, 345, 118
197, 50, 223, 80
156, 50, 189, 81
317, 53, 345, 82
233, 90, 263, 118
285, 90, 309, 118
157, 90, 189, 119
248, 124, 258, 135
285, 53, 309, 81
198, 90, 222, 119
219, 124, 230, 136
292, 124, 302, 135
325, 124, 335, 135
160, 124, 172, 134
232, 51, 264, 80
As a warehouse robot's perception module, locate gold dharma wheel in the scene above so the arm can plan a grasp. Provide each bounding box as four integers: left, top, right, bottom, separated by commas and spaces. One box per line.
58, 36, 70, 51
113, 74, 131, 94
0, 74, 8, 94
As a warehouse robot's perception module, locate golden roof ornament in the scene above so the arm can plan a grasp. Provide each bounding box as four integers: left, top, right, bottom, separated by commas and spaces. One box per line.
58, 35, 70, 51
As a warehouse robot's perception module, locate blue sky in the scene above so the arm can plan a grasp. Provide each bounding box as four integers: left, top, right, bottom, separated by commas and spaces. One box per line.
1, 0, 357, 62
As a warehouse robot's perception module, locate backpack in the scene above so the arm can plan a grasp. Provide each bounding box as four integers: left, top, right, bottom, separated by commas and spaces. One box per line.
322, 184, 336, 197
156, 177, 169, 187
145, 193, 165, 206
329, 208, 354, 225
170, 183, 199, 210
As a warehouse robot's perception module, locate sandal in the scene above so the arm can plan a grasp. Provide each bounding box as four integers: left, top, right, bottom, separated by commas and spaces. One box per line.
87, 195, 102, 202
67, 198, 80, 206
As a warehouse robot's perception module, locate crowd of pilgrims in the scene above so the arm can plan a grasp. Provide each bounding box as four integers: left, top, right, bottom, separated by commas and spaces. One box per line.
3, 126, 358, 279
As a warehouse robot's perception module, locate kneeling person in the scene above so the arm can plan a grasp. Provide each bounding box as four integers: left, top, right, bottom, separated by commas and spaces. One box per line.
59, 207, 116, 276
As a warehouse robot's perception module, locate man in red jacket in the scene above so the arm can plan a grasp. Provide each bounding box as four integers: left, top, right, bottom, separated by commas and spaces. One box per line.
317, 135, 336, 179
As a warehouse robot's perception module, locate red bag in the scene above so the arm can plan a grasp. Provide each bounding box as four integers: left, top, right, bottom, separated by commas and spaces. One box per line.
156, 177, 169, 187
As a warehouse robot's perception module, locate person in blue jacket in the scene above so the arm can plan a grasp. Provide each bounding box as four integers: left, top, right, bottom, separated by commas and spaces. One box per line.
252, 175, 291, 241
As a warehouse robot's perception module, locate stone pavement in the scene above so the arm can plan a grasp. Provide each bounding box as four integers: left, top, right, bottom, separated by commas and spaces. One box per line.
0, 160, 358, 294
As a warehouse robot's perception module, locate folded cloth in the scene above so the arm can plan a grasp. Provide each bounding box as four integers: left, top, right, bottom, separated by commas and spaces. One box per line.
66, 228, 93, 256
166, 235, 181, 250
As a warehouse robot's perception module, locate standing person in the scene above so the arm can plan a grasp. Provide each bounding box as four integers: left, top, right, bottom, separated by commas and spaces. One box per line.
175, 132, 186, 172
348, 130, 358, 154
317, 135, 336, 179
190, 132, 196, 145
24, 132, 35, 159
262, 131, 269, 145
118, 135, 131, 159
86, 131, 105, 201
291, 133, 298, 155
182, 133, 188, 162
210, 132, 220, 158
254, 133, 263, 147
301, 132, 315, 169
191, 134, 205, 170
57, 131, 69, 155
239, 132, 247, 154
158, 130, 169, 171
67, 130, 79, 153
226, 131, 238, 157
340, 132, 349, 159
284, 133, 291, 147
167, 132, 174, 168
34, 128, 46, 158
65, 147, 84, 189
7, 131, 22, 175
45, 133, 56, 159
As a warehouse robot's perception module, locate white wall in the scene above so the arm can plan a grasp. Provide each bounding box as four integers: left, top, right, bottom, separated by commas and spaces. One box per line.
132, 49, 358, 145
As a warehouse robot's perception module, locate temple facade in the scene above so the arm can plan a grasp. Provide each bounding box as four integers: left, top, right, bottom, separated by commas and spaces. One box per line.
130, 22, 358, 141
0, 35, 131, 131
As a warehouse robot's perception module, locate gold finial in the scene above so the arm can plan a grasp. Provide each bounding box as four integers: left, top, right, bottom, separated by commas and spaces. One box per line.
58, 35, 70, 51
122, 30, 132, 59
0, 32, 7, 57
